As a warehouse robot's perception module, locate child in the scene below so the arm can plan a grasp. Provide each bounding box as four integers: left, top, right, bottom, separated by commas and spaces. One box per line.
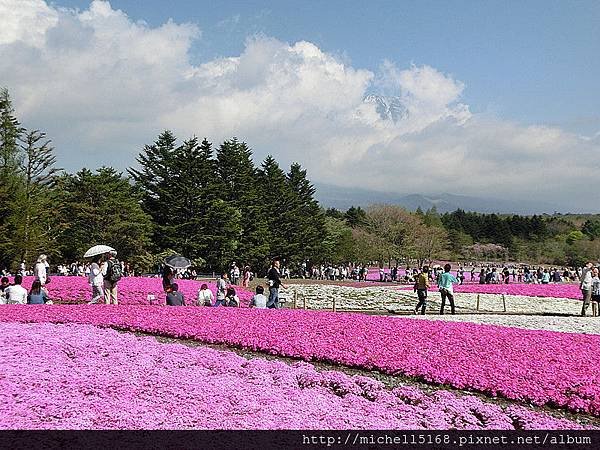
249, 285, 267, 309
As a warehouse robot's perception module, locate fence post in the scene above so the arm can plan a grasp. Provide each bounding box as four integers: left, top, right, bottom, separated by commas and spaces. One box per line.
476, 294, 480, 311
293, 291, 297, 309
502, 294, 507, 312
593, 302, 598, 317
303, 296, 307, 310
333, 297, 336, 312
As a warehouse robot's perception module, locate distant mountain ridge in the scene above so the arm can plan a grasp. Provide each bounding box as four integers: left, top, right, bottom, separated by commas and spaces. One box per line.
313, 183, 575, 215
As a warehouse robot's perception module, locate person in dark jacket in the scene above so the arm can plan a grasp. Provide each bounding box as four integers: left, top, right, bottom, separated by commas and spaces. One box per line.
266, 259, 287, 309
166, 283, 185, 306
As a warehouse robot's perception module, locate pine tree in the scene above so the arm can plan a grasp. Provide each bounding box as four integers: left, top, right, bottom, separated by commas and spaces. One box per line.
286, 162, 326, 263
0, 88, 24, 269
128, 130, 179, 252
216, 139, 269, 271
12, 130, 62, 263
258, 155, 296, 262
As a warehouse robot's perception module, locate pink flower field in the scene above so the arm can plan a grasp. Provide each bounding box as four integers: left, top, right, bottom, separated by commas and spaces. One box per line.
0, 322, 588, 430
2, 305, 600, 417
10, 276, 254, 306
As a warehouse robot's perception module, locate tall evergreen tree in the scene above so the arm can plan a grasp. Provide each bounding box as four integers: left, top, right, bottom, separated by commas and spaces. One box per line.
286, 162, 326, 263
128, 130, 179, 252
171, 137, 242, 268
258, 155, 296, 262
216, 139, 269, 270
0, 88, 24, 268
12, 130, 62, 263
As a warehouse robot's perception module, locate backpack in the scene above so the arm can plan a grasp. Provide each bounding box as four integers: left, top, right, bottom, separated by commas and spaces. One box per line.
106, 259, 122, 283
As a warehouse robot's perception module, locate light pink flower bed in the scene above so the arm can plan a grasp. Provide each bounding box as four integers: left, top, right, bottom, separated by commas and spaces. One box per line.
0, 322, 588, 430
2, 306, 600, 416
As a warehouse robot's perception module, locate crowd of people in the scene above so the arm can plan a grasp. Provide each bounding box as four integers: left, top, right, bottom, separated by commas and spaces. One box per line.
2, 250, 600, 318
161, 259, 285, 309
408, 261, 600, 316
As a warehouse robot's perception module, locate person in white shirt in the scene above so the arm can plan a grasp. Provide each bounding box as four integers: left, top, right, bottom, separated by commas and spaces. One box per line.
34, 254, 48, 286
249, 285, 267, 309
581, 262, 594, 316
196, 284, 214, 306
5, 275, 28, 304
88, 256, 104, 304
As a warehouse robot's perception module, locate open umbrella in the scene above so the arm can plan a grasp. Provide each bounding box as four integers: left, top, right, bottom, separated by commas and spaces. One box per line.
165, 255, 192, 269
84, 245, 115, 258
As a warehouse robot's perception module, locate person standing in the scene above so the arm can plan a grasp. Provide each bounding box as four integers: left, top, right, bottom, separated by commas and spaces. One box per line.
102, 251, 121, 305
242, 266, 251, 288
215, 273, 229, 307
438, 263, 459, 315
580, 262, 594, 316
88, 256, 104, 304
162, 266, 174, 293
267, 259, 287, 309
34, 254, 48, 286
590, 268, 600, 314
413, 267, 430, 315
5, 275, 28, 304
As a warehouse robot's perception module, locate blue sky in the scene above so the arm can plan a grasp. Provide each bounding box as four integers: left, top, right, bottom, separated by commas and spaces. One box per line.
53, 0, 600, 134
2, 0, 600, 210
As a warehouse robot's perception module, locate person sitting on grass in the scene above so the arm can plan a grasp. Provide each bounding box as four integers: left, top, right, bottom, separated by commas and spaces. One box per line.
166, 283, 185, 306
197, 283, 214, 306
249, 285, 267, 309
27, 280, 50, 305
223, 287, 239, 307
5, 274, 28, 304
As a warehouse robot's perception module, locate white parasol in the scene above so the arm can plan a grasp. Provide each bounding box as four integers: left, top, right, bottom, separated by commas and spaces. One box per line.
84, 245, 115, 258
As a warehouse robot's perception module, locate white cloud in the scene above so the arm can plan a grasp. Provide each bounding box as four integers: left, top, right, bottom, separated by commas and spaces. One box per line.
1, 0, 598, 210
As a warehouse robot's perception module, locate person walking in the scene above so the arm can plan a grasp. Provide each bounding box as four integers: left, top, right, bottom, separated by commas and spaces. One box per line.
267, 259, 287, 309
438, 263, 459, 315
102, 250, 121, 305
580, 262, 594, 316
413, 266, 430, 315
88, 256, 104, 304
